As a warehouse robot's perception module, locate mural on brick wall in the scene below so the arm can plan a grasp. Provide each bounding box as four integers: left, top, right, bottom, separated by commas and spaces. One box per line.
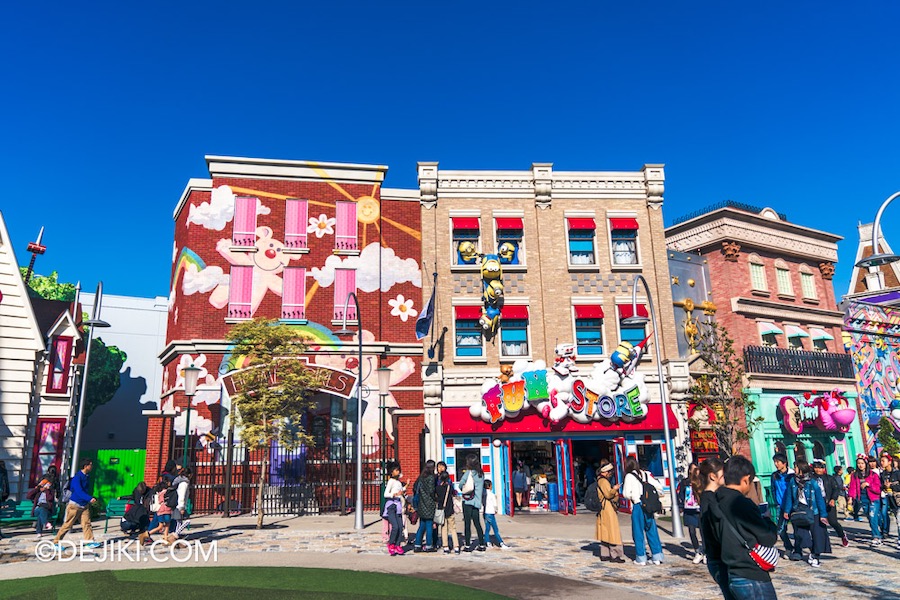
844, 302, 900, 449
779, 389, 856, 435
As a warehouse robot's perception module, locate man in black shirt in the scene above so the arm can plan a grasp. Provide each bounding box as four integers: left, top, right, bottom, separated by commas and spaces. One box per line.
717, 456, 779, 600
812, 461, 847, 547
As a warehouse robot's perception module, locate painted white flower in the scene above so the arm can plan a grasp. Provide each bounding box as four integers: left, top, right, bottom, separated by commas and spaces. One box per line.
388, 294, 418, 322
175, 353, 210, 389
307, 213, 336, 238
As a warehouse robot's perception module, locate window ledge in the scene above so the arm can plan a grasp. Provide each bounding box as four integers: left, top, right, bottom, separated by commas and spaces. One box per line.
225, 318, 252, 324
333, 249, 361, 256
279, 319, 308, 325
777, 293, 796, 301
229, 246, 257, 253
750, 289, 770, 298
610, 264, 643, 271
501, 265, 527, 272
568, 264, 600, 272
802, 297, 820, 305
282, 248, 310, 255
42, 392, 71, 399
451, 265, 483, 273
331, 320, 360, 327
454, 357, 488, 364
500, 355, 533, 361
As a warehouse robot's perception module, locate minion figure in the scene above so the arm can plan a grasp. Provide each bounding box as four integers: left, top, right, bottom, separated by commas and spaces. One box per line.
498, 241, 518, 264
480, 254, 502, 282
458, 240, 478, 264
610, 341, 636, 370
480, 305, 501, 335
483, 279, 504, 306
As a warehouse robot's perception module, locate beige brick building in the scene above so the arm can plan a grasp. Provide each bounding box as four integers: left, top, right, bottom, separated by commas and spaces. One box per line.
417, 162, 690, 515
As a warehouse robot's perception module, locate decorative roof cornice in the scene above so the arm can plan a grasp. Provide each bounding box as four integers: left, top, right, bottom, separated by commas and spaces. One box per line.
205, 155, 388, 184
666, 214, 840, 262
731, 296, 844, 326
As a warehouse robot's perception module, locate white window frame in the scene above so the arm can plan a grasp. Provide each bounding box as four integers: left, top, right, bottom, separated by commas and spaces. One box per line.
774, 259, 793, 296
565, 211, 598, 269
498, 305, 532, 360
607, 212, 641, 269
799, 264, 817, 300
450, 211, 482, 270
494, 213, 526, 269
748, 254, 768, 292
571, 305, 606, 359
452, 303, 487, 363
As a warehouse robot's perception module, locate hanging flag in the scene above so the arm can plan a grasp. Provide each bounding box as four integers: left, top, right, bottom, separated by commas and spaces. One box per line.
416, 284, 436, 341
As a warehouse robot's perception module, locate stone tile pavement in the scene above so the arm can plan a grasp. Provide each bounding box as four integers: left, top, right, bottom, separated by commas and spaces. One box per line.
1, 511, 897, 599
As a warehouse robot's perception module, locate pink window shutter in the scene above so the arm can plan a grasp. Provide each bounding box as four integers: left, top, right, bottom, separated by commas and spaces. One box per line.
228, 265, 254, 319
334, 269, 357, 321
335, 201, 358, 251
232, 196, 258, 247
281, 267, 306, 320
285, 199, 309, 249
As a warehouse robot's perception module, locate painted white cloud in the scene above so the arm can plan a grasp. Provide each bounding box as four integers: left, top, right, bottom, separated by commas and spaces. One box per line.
187, 185, 269, 230
172, 241, 178, 263
173, 409, 213, 436
183, 264, 229, 295
310, 243, 422, 292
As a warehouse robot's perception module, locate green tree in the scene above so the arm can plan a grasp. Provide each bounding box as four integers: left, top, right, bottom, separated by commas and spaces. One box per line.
84, 338, 127, 419
877, 416, 900, 457
225, 318, 318, 528
689, 321, 764, 459
19, 268, 77, 301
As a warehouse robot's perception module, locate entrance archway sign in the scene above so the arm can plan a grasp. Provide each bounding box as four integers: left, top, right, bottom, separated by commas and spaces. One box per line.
221, 357, 359, 399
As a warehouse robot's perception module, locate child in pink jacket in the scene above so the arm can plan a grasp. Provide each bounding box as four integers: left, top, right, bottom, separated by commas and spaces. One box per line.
849, 456, 883, 545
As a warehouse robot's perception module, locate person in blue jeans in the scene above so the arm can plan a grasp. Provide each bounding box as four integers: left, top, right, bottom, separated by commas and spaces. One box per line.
482, 480, 509, 548
31, 479, 55, 537
717, 456, 780, 600
413, 460, 437, 552
622, 457, 664, 565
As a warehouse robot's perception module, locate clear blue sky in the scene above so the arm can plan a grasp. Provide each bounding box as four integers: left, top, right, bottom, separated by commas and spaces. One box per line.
3, 2, 900, 299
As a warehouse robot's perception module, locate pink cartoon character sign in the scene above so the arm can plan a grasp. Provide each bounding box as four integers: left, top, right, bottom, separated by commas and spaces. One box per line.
779, 389, 856, 435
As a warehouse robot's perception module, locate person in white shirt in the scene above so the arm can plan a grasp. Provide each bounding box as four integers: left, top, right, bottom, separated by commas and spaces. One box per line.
483, 480, 509, 549
382, 462, 407, 556
623, 456, 664, 565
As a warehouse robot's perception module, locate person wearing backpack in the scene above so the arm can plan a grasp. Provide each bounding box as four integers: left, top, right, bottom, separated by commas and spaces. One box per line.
593, 462, 624, 562
168, 467, 192, 543
782, 459, 829, 567
29, 479, 55, 538
678, 462, 705, 564
716, 456, 779, 600
458, 454, 487, 552
52, 458, 101, 549
698, 458, 734, 600
412, 460, 437, 552
623, 456, 664, 565
146, 477, 174, 543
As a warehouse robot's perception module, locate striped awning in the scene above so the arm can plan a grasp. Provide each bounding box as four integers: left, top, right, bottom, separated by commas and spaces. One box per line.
785, 325, 810, 338
757, 322, 783, 336
809, 327, 835, 341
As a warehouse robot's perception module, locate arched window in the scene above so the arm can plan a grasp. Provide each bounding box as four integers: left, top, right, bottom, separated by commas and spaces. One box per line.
813, 441, 826, 461
774, 259, 793, 296
748, 254, 768, 292
794, 442, 807, 463
799, 263, 817, 300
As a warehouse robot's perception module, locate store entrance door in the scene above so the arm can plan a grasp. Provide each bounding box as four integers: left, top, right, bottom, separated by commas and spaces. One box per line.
509, 440, 556, 513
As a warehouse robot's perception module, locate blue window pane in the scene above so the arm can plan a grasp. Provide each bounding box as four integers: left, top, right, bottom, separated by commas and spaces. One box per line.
611, 230, 637, 240
568, 240, 594, 252
453, 230, 480, 240
502, 328, 527, 342
568, 229, 594, 240
620, 325, 646, 346
497, 229, 523, 240
577, 331, 602, 341
577, 345, 604, 355
456, 346, 484, 357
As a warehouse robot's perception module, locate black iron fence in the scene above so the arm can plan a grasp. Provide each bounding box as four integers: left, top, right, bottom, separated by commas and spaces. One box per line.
743, 345, 855, 379
175, 436, 394, 516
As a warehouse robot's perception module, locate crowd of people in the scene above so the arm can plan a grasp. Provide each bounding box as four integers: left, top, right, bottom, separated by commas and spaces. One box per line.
382, 454, 509, 555
589, 450, 900, 600
7, 458, 195, 549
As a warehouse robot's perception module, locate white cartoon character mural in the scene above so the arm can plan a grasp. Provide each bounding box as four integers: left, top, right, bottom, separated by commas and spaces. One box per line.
310, 330, 417, 450
207, 226, 300, 316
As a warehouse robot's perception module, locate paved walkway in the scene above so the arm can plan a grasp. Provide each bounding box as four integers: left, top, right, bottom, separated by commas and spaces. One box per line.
1, 511, 897, 599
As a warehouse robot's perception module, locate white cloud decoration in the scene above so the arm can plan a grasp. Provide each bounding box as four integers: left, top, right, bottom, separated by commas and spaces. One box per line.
310, 243, 421, 292
187, 185, 270, 230
182, 264, 229, 295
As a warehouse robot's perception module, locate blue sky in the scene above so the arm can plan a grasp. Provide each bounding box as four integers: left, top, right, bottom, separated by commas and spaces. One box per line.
3, 2, 900, 299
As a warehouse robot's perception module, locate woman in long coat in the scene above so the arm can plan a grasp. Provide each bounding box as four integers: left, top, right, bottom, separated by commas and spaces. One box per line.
595, 463, 624, 562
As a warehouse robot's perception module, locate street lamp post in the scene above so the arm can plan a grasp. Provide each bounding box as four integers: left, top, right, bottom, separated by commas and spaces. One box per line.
181, 363, 202, 468
621, 274, 684, 540
855, 191, 900, 276
376, 365, 392, 510
69, 282, 110, 479
332, 292, 365, 530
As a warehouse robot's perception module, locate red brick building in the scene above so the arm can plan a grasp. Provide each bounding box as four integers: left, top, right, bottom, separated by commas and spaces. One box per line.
145, 155, 424, 513
666, 202, 864, 500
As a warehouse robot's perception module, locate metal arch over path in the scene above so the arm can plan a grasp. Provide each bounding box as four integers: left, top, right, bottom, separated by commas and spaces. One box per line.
220, 357, 359, 400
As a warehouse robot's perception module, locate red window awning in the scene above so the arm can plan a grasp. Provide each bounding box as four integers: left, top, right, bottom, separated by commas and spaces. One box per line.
567, 217, 596, 230
501, 305, 529, 319
452, 217, 480, 230
496, 217, 523, 230
617, 304, 649, 319
574, 305, 604, 319
609, 218, 639, 231
455, 306, 482, 320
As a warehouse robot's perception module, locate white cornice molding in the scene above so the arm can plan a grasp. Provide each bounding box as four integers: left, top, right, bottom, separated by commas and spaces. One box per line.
172, 178, 213, 223
205, 155, 388, 185
159, 339, 423, 365
381, 188, 419, 202
731, 297, 844, 326
666, 216, 840, 262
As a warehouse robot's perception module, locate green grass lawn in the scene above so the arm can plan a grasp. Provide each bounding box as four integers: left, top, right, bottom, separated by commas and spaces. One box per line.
0, 567, 509, 599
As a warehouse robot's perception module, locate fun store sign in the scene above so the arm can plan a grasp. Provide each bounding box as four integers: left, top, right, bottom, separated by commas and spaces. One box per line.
779, 389, 857, 435
469, 344, 650, 425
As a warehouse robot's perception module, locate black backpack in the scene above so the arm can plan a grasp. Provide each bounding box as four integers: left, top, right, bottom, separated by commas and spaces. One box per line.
584, 481, 603, 513
164, 487, 179, 509
636, 471, 662, 516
